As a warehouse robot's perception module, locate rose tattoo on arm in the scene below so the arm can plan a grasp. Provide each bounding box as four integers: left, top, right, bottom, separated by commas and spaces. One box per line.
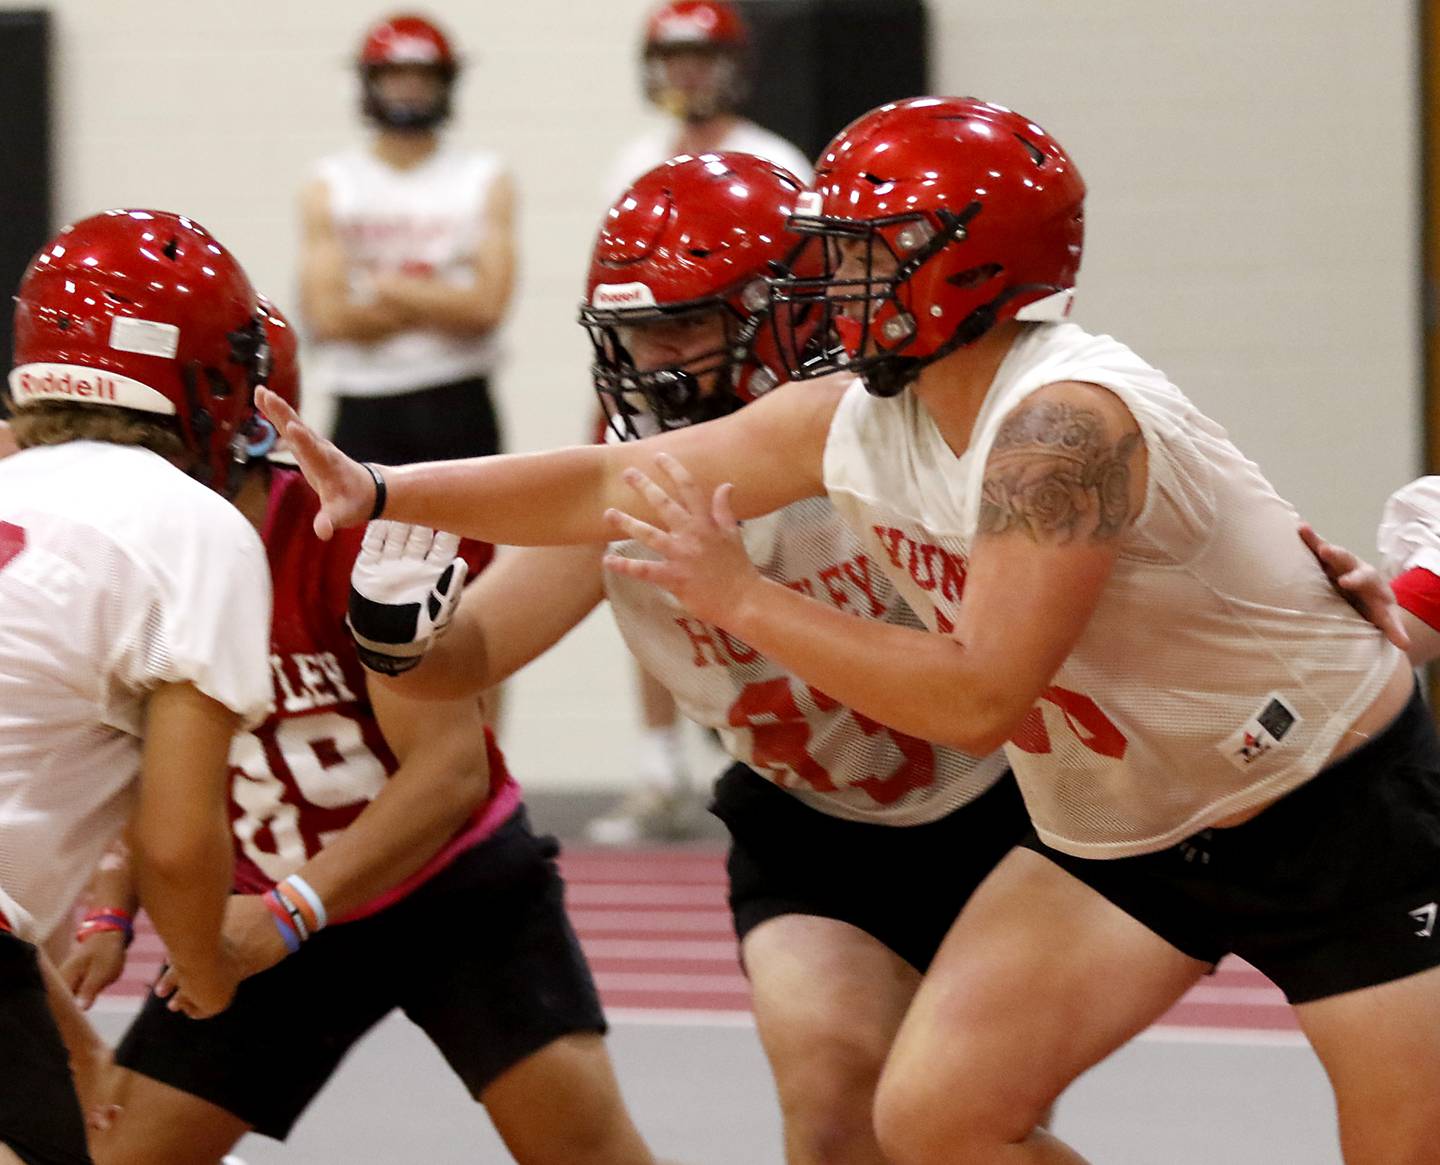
977, 397, 1142, 543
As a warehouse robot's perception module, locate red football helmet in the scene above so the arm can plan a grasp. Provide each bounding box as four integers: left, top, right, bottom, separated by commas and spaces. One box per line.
8, 208, 266, 492
358, 14, 459, 131
643, 0, 748, 122
257, 295, 299, 411
248, 294, 300, 463
581, 151, 819, 440
770, 97, 1086, 397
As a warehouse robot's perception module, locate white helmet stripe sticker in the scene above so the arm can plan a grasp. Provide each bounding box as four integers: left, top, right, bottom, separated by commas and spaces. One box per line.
109, 316, 180, 359
8, 363, 179, 415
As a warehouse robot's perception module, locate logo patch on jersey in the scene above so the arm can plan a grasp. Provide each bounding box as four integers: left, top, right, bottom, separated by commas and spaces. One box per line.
1411, 901, 1438, 939
1218, 693, 1300, 771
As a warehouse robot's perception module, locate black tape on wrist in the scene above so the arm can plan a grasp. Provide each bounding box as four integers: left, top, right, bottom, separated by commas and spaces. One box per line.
363, 463, 388, 520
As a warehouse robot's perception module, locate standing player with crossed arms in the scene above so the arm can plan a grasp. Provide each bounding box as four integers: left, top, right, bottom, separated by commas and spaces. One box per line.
42, 303, 660, 1165
324, 151, 1032, 1165
264, 97, 1440, 1164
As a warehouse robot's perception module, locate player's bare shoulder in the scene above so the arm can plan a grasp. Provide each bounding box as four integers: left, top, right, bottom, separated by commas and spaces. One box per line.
978, 380, 1148, 545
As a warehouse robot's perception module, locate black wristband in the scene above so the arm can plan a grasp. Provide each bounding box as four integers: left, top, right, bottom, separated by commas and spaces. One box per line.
363, 463, 387, 520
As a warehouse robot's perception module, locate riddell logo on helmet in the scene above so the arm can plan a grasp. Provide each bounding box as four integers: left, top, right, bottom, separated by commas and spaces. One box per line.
11, 368, 119, 403
7, 363, 177, 416
592, 282, 658, 309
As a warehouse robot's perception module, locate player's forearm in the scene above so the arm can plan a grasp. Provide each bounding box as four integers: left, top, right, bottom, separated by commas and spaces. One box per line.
726, 578, 1019, 754
81, 842, 139, 917
38, 949, 109, 1074
132, 815, 232, 987
304, 291, 413, 343
382, 446, 621, 545
378, 607, 495, 700
378, 276, 509, 336
288, 738, 488, 919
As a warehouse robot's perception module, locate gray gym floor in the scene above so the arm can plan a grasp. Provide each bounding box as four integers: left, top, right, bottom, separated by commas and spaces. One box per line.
88, 793, 1344, 1163
88, 1009, 1339, 1164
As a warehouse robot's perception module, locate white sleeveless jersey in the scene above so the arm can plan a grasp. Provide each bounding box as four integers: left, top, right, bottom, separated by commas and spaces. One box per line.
0, 443, 272, 939
823, 322, 1399, 857
602, 119, 813, 204
314, 146, 505, 397
604, 495, 1008, 825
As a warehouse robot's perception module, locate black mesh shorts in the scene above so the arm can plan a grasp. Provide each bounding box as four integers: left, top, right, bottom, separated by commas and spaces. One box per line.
0, 933, 92, 1165
714, 763, 1029, 973
331, 374, 502, 465
1020, 686, 1440, 1004
115, 807, 605, 1140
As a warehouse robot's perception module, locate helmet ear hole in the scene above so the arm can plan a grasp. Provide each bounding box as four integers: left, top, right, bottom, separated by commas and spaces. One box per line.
947, 263, 1002, 290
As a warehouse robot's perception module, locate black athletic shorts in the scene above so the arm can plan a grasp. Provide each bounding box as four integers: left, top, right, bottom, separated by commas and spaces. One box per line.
1021, 685, 1440, 1004
115, 807, 605, 1141
0, 932, 93, 1165
331, 374, 502, 465
714, 762, 1030, 973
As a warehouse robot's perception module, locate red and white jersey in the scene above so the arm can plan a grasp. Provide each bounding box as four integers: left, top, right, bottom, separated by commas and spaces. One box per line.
0, 443, 272, 939
605, 494, 1008, 825
1379, 477, 1440, 629
823, 322, 1399, 858
230, 468, 514, 912
313, 146, 506, 397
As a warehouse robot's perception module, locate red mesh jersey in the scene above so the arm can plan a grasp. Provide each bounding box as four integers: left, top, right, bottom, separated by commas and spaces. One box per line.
230, 468, 511, 902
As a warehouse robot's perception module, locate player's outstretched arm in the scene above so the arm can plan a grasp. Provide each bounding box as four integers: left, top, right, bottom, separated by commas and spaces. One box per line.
257, 375, 839, 544
133, 681, 241, 1019
356, 534, 607, 701
605, 383, 1145, 753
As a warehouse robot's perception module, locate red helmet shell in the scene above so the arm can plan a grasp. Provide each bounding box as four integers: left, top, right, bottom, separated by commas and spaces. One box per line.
812, 96, 1085, 361
9, 209, 264, 491
358, 14, 457, 70
587, 151, 814, 404
645, 0, 747, 50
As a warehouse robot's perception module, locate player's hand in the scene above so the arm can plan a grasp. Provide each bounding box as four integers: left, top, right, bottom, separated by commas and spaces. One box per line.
1299, 522, 1410, 652
256, 386, 377, 540
349, 521, 469, 674
0, 420, 17, 459
153, 942, 243, 1020
602, 452, 761, 627
60, 932, 129, 1011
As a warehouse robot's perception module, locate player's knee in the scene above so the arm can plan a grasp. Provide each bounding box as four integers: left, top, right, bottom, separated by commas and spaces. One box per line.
873, 1055, 1034, 1165
775, 1047, 886, 1163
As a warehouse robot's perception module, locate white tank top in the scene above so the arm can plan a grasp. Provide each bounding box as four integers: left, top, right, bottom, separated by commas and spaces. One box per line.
823, 322, 1399, 857
605, 495, 1008, 825
314, 147, 504, 397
